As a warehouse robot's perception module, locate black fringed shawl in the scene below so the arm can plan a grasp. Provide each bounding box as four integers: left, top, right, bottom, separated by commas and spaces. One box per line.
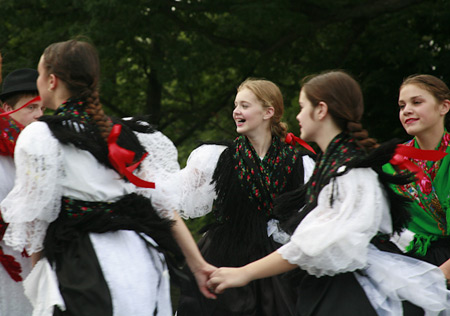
276, 133, 413, 236
39, 99, 182, 260
201, 135, 306, 266
39, 99, 152, 172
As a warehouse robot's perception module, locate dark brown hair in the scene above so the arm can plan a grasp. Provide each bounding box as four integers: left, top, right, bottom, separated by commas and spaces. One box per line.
42, 39, 112, 140
301, 70, 377, 151
238, 78, 288, 139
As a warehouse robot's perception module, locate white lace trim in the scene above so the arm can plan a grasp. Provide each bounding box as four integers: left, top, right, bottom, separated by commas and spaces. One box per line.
1, 122, 64, 254
355, 244, 450, 315
278, 168, 392, 277
177, 144, 226, 219
135, 131, 181, 219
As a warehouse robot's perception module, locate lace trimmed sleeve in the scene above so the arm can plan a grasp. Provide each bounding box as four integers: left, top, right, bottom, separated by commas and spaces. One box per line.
177, 144, 226, 219
278, 168, 391, 277
1, 122, 64, 254
135, 131, 181, 219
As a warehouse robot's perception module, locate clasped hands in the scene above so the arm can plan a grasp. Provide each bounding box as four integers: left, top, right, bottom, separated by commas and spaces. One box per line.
194, 264, 250, 299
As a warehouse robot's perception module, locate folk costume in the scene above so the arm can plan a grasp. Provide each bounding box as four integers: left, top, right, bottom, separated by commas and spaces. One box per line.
1, 99, 182, 316
276, 133, 450, 316
177, 135, 315, 316
383, 131, 450, 266
0, 109, 33, 316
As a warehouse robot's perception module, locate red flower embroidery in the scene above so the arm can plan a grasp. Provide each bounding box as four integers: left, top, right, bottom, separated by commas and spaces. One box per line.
419, 178, 432, 195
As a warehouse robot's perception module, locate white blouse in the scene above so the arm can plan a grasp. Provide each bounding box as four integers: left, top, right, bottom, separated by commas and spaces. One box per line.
277, 167, 450, 315
0, 155, 16, 201
1, 121, 180, 255
278, 167, 391, 277
177, 144, 315, 219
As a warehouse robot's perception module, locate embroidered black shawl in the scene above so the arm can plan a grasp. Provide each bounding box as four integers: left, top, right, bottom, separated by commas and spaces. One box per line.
39, 99, 182, 258
39, 99, 154, 172
276, 133, 413, 236
201, 135, 306, 266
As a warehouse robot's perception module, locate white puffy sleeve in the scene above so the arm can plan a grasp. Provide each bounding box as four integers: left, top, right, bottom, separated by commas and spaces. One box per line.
278, 168, 391, 277
302, 155, 315, 183
177, 144, 226, 219
135, 131, 181, 219
1, 122, 64, 254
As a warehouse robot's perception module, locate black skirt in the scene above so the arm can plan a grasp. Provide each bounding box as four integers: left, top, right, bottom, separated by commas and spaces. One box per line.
176, 226, 297, 316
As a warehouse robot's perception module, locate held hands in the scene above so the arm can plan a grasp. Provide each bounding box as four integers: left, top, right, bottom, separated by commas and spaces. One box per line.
206, 266, 251, 294
192, 262, 218, 299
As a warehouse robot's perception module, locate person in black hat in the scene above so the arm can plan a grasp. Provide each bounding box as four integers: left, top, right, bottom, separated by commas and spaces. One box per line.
0, 68, 42, 316
0, 68, 44, 126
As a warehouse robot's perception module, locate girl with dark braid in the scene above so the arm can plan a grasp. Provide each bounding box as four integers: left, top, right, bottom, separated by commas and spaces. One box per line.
0, 39, 216, 316
176, 78, 315, 316
207, 71, 450, 315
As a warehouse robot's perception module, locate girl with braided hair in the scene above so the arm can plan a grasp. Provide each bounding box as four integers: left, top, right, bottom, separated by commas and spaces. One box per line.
0, 39, 216, 316
206, 70, 450, 315
176, 78, 315, 316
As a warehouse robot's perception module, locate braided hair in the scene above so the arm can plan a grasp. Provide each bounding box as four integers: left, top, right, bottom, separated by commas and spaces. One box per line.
42, 39, 112, 140
301, 70, 378, 152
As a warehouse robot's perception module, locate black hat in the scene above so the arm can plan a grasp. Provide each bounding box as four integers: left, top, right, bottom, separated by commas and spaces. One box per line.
0, 68, 39, 101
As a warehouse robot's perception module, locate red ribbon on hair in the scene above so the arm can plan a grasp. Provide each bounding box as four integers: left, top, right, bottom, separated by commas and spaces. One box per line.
285, 132, 316, 154
0, 96, 41, 117
390, 144, 448, 181
107, 124, 155, 188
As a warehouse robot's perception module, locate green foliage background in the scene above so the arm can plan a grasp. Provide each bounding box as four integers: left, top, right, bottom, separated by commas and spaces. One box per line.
2, 0, 449, 235
3, 0, 449, 163
2, 0, 449, 310
2, 0, 449, 236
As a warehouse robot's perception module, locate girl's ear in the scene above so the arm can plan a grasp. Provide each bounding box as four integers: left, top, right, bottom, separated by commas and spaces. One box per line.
440, 99, 450, 116
264, 106, 275, 120
48, 74, 58, 91
316, 101, 329, 120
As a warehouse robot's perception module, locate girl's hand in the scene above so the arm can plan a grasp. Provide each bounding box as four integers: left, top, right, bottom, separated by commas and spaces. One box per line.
192, 262, 218, 299
207, 267, 251, 294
